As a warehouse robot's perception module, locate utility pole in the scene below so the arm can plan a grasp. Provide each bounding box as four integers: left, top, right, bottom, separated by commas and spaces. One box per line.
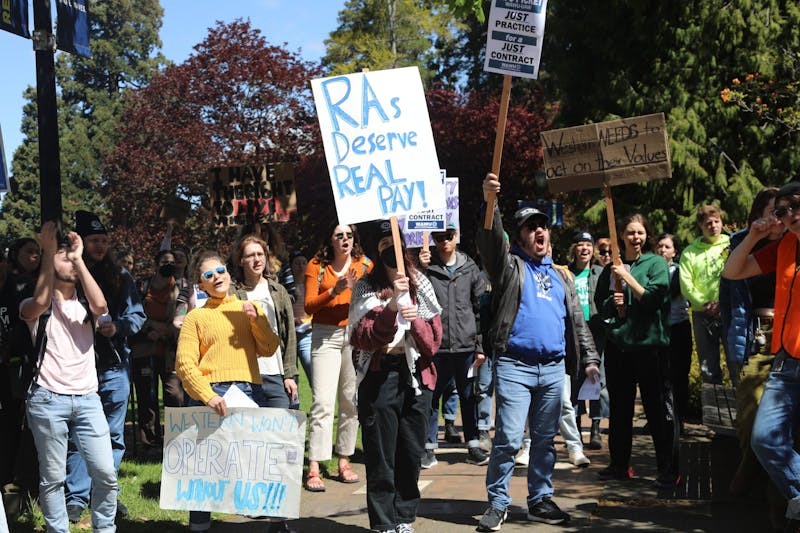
32, 0, 62, 227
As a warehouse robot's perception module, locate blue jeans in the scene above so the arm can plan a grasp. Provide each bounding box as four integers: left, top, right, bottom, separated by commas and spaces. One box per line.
751, 351, 800, 519
296, 327, 312, 383
65, 365, 130, 508
477, 354, 494, 431
485, 356, 564, 510
442, 382, 458, 422
27, 383, 117, 533
692, 311, 737, 385
187, 381, 269, 530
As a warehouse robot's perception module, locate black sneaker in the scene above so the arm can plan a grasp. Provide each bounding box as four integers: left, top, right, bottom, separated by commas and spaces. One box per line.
527, 497, 570, 525
654, 473, 681, 489
468, 446, 490, 466
421, 450, 438, 469
479, 430, 492, 452
477, 506, 507, 532
116, 501, 129, 519
67, 504, 84, 524
266, 521, 297, 533
597, 465, 634, 480
445, 421, 462, 443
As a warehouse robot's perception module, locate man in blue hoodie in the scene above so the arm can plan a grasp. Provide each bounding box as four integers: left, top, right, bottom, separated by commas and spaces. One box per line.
476, 174, 600, 531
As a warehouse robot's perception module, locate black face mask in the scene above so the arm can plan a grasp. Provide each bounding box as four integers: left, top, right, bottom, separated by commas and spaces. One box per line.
158, 264, 176, 278
379, 246, 399, 269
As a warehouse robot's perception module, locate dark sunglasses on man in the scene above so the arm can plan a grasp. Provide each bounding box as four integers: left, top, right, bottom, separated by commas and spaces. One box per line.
523, 219, 549, 232
432, 231, 456, 243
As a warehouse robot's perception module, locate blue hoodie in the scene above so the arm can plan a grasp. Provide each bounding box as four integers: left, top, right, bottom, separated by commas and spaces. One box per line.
506, 247, 566, 361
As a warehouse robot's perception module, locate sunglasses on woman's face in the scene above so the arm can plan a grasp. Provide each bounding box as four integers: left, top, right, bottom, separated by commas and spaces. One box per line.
201, 265, 226, 280
599, 248, 612, 256
334, 232, 354, 240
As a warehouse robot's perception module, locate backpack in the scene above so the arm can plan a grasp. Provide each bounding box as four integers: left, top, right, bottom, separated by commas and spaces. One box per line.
12, 288, 93, 399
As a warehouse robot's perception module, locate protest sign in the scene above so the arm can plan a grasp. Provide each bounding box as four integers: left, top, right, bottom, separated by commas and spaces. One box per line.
311, 67, 444, 225
400, 177, 460, 248
208, 163, 296, 227
160, 407, 306, 518
484, 0, 548, 80
540, 113, 671, 194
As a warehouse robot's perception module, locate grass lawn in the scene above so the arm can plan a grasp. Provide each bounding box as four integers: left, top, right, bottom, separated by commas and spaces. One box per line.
9, 364, 363, 532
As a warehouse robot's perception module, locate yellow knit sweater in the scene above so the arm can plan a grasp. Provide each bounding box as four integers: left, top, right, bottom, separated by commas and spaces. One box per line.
176, 294, 279, 404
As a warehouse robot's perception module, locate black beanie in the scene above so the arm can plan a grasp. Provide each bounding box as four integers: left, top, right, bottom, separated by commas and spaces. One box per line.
75, 210, 108, 237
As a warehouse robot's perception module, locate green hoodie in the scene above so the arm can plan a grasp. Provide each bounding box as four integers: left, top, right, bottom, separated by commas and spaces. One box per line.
678, 234, 730, 311
595, 253, 671, 348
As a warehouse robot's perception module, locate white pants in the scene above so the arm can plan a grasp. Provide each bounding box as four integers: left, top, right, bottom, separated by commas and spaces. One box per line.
307, 323, 359, 461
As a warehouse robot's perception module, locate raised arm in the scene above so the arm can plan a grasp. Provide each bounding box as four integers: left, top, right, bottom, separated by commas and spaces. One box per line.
722, 219, 776, 280
20, 222, 57, 321
66, 232, 108, 317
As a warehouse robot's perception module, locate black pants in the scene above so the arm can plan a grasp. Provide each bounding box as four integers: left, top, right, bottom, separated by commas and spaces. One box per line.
667, 320, 693, 423
358, 361, 432, 531
132, 354, 183, 445
605, 341, 679, 477
429, 352, 479, 447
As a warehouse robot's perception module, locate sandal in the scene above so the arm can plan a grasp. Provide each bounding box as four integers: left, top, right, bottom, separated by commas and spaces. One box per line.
304, 471, 326, 492
335, 463, 360, 484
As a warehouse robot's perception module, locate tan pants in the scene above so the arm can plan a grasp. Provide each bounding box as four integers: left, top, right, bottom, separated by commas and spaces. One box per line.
308, 323, 358, 461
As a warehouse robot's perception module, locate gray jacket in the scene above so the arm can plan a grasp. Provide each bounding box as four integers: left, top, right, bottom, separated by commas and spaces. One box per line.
476, 205, 600, 379
423, 250, 484, 355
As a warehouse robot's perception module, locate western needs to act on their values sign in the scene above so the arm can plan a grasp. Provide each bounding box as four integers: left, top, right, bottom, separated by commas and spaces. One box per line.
160, 407, 306, 519
484, 0, 548, 79
540, 113, 672, 194
311, 67, 444, 225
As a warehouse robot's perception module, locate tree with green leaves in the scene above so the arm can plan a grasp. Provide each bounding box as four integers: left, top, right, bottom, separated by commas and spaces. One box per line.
0, 0, 166, 238
543, 1, 800, 241
322, 0, 466, 86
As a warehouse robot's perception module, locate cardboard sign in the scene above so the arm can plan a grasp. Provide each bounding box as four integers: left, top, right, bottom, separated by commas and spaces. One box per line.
160, 407, 306, 519
540, 113, 671, 193
484, 0, 548, 79
400, 177, 460, 248
311, 67, 444, 225
208, 163, 296, 227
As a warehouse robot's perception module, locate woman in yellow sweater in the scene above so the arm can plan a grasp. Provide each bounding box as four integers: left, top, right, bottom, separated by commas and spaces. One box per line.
175, 250, 279, 532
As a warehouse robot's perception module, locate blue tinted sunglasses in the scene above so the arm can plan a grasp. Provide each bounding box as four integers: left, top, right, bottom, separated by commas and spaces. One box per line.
201, 265, 226, 280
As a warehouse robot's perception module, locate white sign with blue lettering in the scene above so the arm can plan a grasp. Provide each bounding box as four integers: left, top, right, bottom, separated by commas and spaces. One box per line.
399, 177, 461, 248
484, 0, 548, 79
160, 407, 306, 518
311, 67, 444, 225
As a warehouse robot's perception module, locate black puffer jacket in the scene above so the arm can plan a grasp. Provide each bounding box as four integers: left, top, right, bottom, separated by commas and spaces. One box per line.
423, 250, 485, 355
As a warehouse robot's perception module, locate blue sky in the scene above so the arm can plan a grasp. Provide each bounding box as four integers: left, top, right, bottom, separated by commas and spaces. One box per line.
0, 0, 344, 173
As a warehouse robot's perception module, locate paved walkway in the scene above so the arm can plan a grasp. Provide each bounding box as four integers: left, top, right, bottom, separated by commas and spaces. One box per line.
215, 416, 773, 532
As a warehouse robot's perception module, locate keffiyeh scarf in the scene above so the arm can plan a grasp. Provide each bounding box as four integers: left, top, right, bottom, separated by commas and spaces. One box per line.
348, 271, 441, 397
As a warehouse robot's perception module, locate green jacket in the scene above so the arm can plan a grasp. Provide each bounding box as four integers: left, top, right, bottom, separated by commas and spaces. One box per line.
234, 279, 297, 378
678, 234, 730, 311
595, 253, 670, 348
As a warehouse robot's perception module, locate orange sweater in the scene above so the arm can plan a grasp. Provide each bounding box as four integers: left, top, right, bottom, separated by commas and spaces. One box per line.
304, 256, 372, 327
176, 295, 279, 404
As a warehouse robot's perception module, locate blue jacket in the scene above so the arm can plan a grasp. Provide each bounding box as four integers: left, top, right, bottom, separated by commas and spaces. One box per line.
95, 270, 146, 371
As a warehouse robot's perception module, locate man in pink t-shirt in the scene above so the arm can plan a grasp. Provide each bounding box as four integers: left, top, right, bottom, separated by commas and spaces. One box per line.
21, 222, 118, 533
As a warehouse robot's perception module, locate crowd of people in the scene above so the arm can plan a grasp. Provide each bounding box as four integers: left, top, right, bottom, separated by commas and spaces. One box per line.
1, 174, 800, 533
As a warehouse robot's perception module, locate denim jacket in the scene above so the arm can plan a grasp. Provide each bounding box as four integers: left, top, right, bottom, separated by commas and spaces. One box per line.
95, 270, 146, 371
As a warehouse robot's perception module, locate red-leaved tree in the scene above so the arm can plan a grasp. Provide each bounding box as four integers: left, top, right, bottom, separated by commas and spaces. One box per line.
104, 20, 323, 271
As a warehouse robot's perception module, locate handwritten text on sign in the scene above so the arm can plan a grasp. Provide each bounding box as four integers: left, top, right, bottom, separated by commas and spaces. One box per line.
484, 0, 548, 79
311, 67, 444, 225
160, 407, 306, 519
400, 177, 460, 248
540, 113, 671, 193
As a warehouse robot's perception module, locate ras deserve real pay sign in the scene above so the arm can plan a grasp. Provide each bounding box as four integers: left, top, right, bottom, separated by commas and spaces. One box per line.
311, 67, 444, 225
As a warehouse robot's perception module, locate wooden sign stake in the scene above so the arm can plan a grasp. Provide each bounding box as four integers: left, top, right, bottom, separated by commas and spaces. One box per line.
422, 231, 430, 254
390, 216, 405, 276
484, 74, 512, 230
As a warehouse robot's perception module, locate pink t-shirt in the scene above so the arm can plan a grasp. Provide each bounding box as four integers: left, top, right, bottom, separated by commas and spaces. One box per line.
24, 293, 98, 395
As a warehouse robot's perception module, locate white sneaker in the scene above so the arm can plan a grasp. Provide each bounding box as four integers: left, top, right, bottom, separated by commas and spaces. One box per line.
568, 447, 590, 467
515, 445, 530, 467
